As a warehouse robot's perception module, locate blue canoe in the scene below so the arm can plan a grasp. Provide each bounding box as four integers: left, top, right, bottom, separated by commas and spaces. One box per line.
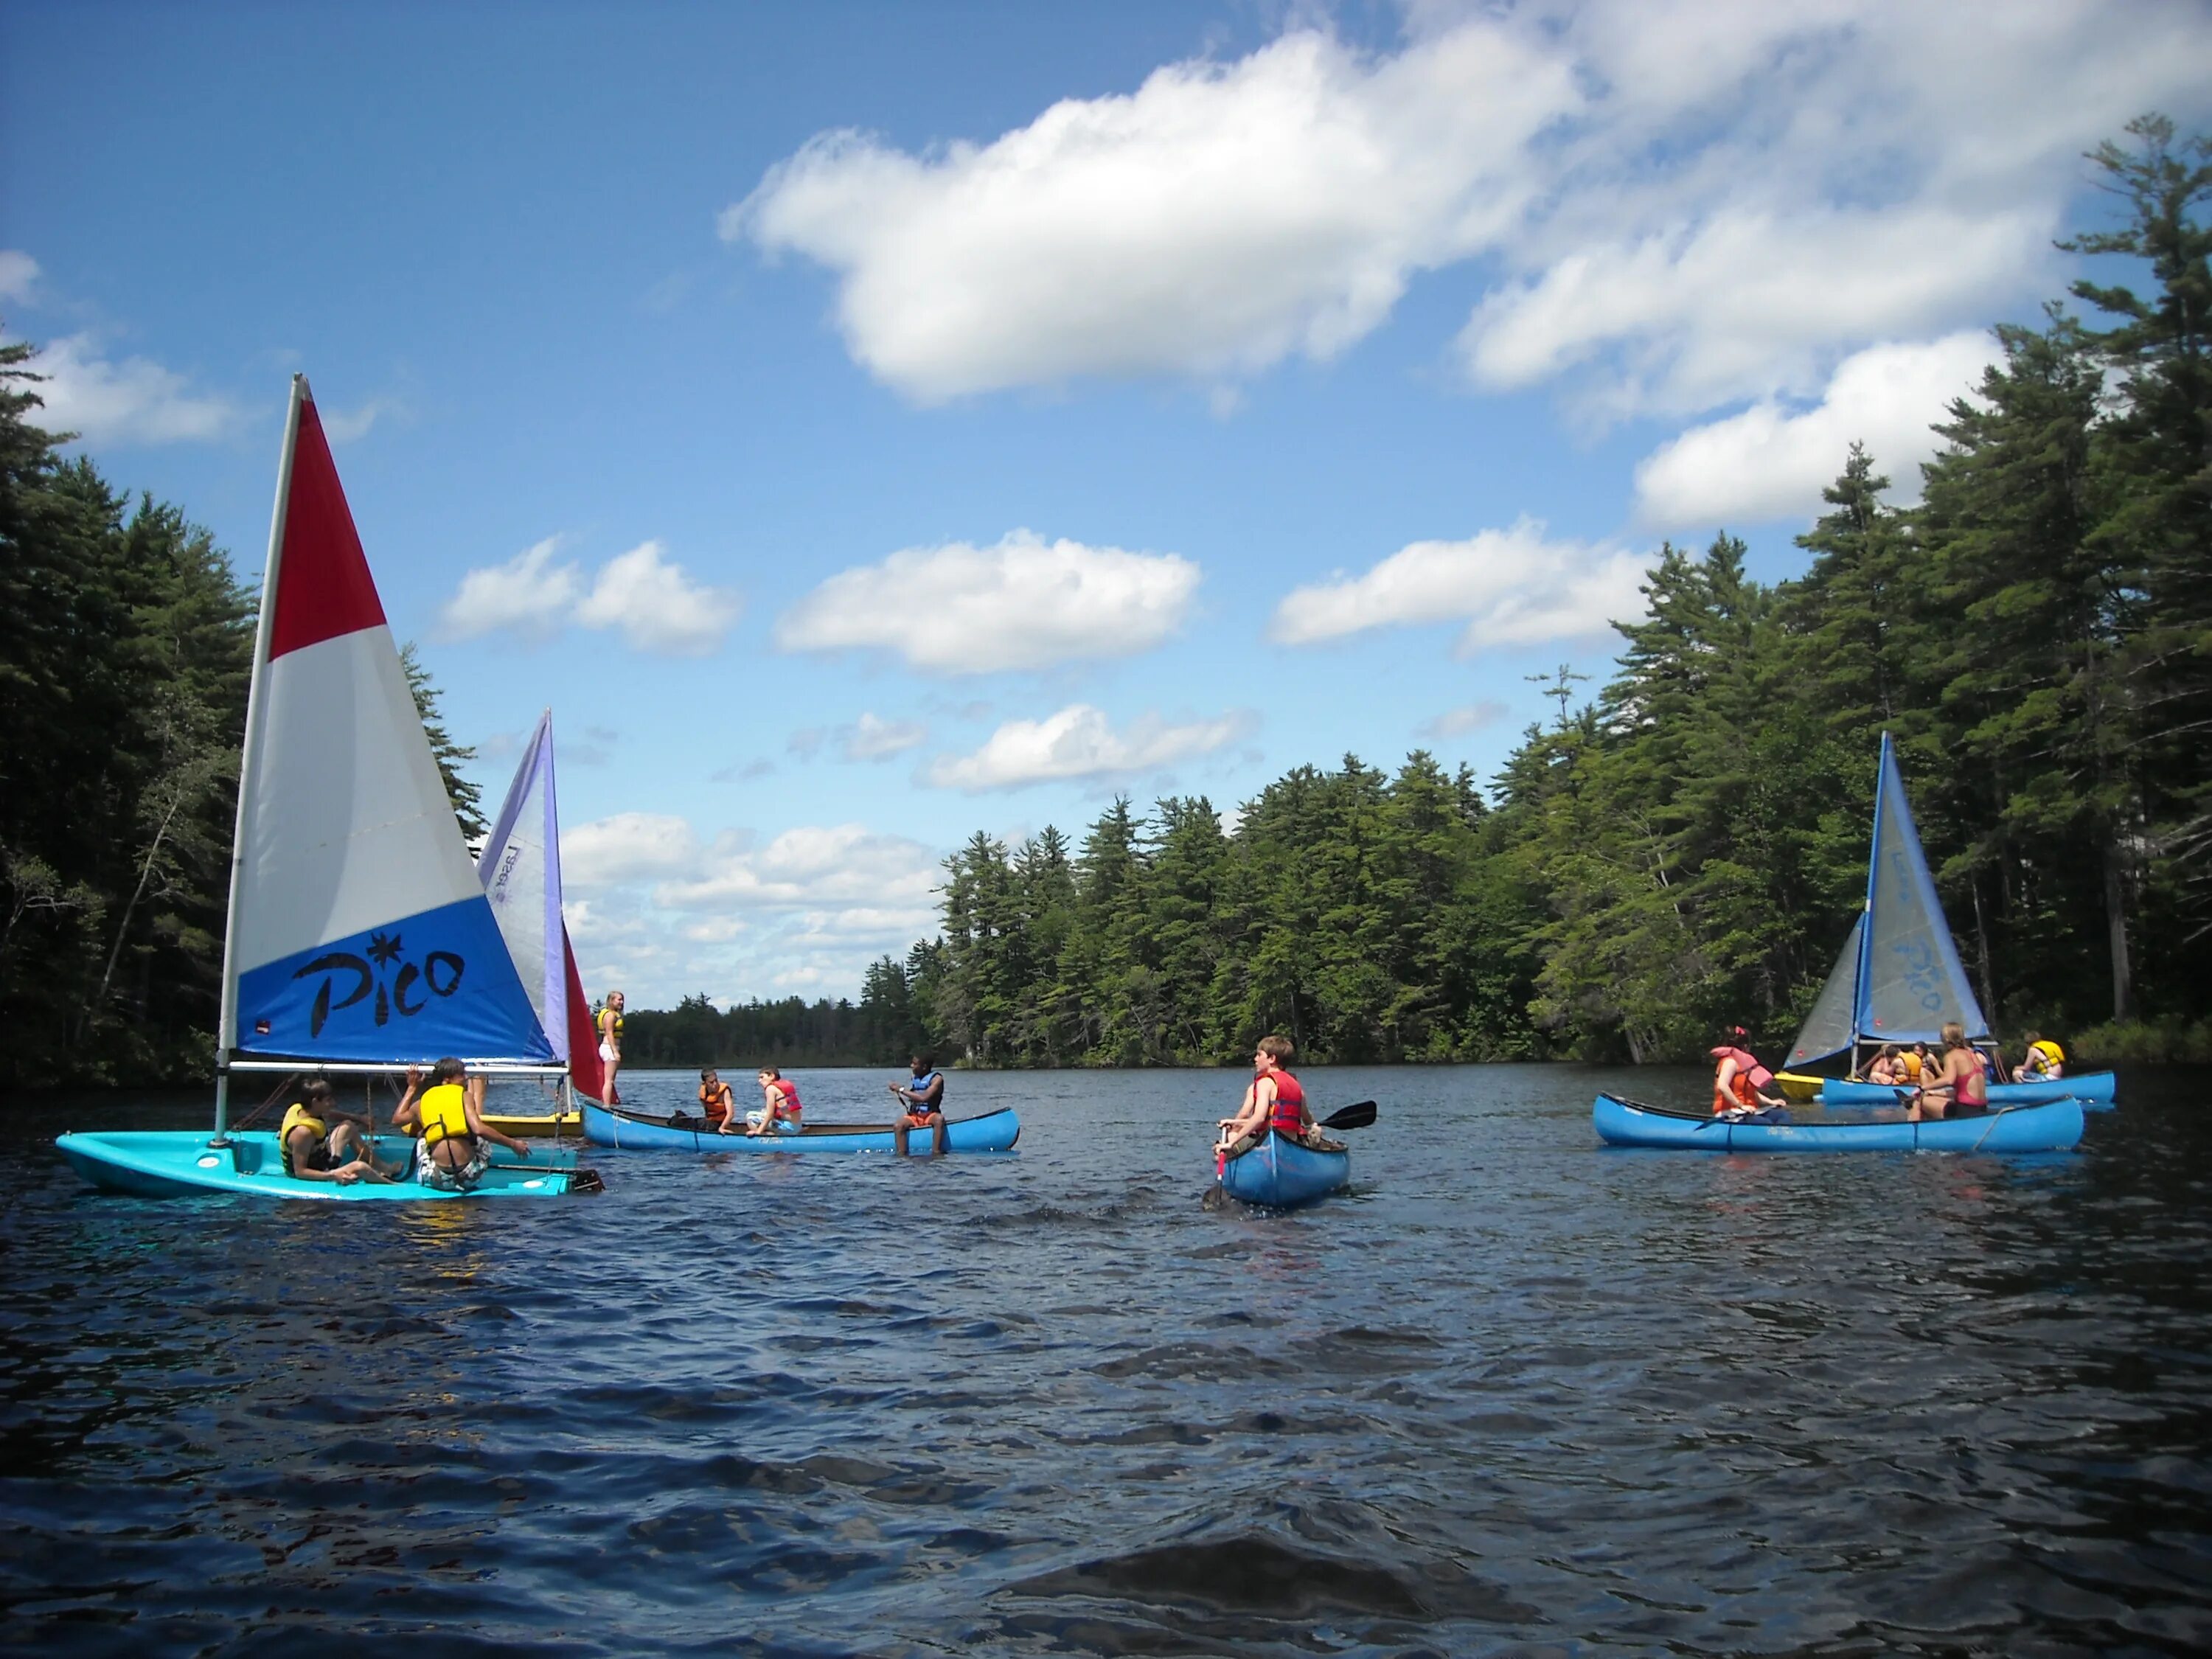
1217, 1130, 1350, 1208
1818, 1069, 2115, 1110
582, 1101, 1020, 1153
1593, 1092, 2085, 1153
55, 1130, 599, 1200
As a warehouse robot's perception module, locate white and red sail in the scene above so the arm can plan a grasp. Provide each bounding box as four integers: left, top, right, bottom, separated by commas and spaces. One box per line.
222, 380, 554, 1064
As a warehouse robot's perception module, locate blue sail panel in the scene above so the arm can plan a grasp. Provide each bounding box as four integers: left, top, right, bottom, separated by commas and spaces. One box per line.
235, 893, 557, 1062
1855, 737, 1990, 1043
1788, 913, 1863, 1065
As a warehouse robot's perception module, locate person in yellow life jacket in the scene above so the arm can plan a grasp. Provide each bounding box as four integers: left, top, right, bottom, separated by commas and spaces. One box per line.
1894, 1044, 1927, 1085
2020, 1032, 2066, 1079
278, 1078, 392, 1185
596, 990, 626, 1106
392, 1057, 530, 1192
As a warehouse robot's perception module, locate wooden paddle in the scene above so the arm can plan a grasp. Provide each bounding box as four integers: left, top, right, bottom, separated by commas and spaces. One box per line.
1318, 1100, 1377, 1130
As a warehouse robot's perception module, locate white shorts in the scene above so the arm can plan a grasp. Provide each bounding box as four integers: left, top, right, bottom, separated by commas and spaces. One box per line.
599, 1041, 617, 1065
745, 1109, 801, 1135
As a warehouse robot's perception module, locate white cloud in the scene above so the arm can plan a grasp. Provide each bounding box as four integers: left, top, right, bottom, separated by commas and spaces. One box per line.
439, 538, 582, 639
0, 251, 38, 304
925, 703, 1252, 792
18, 332, 237, 445
656, 823, 941, 912
439, 538, 740, 655
726, 4, 2212, 416
319, 397, 400, 444
562, 813, 703, 886
1274, 518, 1650, 653
1420, 701, 1511, 738
579, 540, 742, 655
842, 712, 928, 762
781, 530, 1197, 673
1632, 331, 1999, 528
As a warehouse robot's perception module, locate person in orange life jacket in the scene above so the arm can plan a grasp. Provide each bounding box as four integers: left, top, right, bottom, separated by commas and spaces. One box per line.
698, 1068, 737, 1134
392, 1057, 530, 1191
888, 1054, 947, 1155
277, 1078, 392, 1185
1909, 1021, 1989, 1121
1217, 1034, 1329, 1156
748, 1067, 804, 1137
1711, 1029, 1787, 1116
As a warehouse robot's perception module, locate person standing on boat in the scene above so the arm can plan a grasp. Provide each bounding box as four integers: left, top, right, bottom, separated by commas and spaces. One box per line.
393, 1058, 531, 1190
1711, 1032, 1787, 1116
888, 1055, 947, 1155
1909, 1023, 1990, 1121
596, 990, 625, 1105
698, 1068, 737, 1133
1217, 1035, 1317, 1154
278, 1079, 392, 1186
748, 1067, 804, 1137
2020, 1032, 2066, 1079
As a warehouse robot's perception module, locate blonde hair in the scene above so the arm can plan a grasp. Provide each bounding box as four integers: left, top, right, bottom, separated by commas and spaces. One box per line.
1940, 1021, 1966, 1050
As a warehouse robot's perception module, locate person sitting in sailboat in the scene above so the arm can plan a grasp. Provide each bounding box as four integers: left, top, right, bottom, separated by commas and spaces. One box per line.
1865, 1044, 1904, 1086
393, 1058, 532, 1190
279, 1079, 393, 1186
1711, 1031, 1787, 1116
2019, 1032, 2065, 1079
1908, 1022, 1990, 1121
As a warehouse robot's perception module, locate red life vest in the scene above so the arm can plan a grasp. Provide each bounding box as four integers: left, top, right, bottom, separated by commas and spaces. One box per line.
1266, 1071, 1306, 1138
767, 1078, 801, 1121
1955, 1047, 1988, 1108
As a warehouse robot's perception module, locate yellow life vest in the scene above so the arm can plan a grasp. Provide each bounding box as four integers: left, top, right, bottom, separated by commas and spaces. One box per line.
2028, 1038, 2065, 1071
599, 1007, 624, 1043
1897, 1051, 1924, 1082
418, 1082, 472, 1149
279, 1104, 327, 1177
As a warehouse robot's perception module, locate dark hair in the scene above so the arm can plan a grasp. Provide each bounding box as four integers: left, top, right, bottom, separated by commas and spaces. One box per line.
432, 1056, 465, 1083
911, 1055, 933, 1071
700, 1068, 718, 1081
302, 1079, 335, 1105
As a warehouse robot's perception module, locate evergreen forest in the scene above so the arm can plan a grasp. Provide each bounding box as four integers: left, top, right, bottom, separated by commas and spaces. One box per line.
5, 119, 2209, 1086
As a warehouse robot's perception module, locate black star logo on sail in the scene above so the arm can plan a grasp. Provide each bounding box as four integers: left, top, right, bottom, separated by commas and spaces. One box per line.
366, 931, 404, 967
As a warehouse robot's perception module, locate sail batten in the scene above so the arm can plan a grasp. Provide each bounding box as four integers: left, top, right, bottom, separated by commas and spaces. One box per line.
223, 384, 554, 1066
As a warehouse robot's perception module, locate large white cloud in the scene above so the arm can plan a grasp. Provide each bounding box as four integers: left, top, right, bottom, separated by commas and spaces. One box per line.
15, 331, 237, 445
725, 3, 2212, 416
780, 530, 1198, 673
1633, 331, 2000, 528
0, 250, 38, 304
1274, 519, 1651, 653
925, 703, 1252, 792
440, 538, 740, 655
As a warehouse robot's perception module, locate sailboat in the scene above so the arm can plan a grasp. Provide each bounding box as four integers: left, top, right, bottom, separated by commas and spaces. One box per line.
1780, 732, 2115, 1109
474, 710, 606, 1138
55, 378, 602, 1199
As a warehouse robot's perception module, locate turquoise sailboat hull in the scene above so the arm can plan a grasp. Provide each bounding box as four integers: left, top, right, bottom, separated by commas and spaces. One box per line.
1217, 1130, 1350, 1208
55, 1130, 597, 1199
1818, 1070, 2115, 1110
582, 1101, 1020, 1153
1592, 1092, 2085, 1153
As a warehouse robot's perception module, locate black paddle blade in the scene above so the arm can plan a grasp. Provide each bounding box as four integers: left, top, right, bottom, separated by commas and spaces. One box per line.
1318, 1100, 1377, 1130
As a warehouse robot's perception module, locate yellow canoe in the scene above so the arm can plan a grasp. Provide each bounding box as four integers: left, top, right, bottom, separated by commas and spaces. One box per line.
480, 1110, 585, 1140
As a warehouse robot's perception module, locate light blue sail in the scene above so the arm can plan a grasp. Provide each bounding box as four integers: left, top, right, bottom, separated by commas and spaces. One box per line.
1856, 732, 1989, 1043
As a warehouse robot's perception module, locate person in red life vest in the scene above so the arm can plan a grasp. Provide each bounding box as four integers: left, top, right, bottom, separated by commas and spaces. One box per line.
888, 1055, 947, 1155
1909, 1021, 1989, 1121
1711, 1029, 1787, 1116
1216, 1034, 1325, 1157
748, 1067, 804, 1137
698, 1068, 737, 1134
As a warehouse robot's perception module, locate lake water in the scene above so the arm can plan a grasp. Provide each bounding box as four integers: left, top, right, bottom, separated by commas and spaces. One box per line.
4, 1064, 2209, 1657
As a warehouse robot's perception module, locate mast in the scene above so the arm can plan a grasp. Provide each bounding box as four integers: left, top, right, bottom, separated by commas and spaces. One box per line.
1848, 731, 1889, 1071
212, 375, 307, 1138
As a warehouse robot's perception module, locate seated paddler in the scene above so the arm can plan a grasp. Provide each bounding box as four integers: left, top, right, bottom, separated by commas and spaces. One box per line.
1217, 1034, 1333, 1156
279, 1078, 392, 1186
393, 1057, 530, 1191
1865, 1044, 1903, 1086
1711, 1030, 1787, 1116
698, 1067, 737, 1134
2019, 1032, 2065, 1080
748, 1066, 804, 1136
888, 1054, 947, 1155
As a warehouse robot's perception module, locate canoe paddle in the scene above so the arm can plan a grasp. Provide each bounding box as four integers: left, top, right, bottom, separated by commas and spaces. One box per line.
1318, 1100, 1377, 1130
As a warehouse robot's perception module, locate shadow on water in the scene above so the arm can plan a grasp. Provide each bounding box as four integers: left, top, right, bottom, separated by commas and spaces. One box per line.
4, 1064, 2211, 1655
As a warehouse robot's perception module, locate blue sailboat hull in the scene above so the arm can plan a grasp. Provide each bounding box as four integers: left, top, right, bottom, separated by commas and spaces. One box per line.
1592, 1092, 2084, 1153
55, 1130, 595, 1199
1818, 1070, 2115, 1110
582, 1101, 1020, 1153
1217, 1130, 1349, 1207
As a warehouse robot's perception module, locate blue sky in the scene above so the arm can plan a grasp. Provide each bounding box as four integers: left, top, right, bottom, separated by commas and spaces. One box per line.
5, 1, 2209, 1007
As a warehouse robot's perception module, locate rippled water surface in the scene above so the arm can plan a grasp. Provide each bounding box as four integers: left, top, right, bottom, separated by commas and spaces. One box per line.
5, 1064, 2211, 1656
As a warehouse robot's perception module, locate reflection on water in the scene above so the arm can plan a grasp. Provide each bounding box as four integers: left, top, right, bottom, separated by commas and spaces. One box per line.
4, 1064, 2210, 1656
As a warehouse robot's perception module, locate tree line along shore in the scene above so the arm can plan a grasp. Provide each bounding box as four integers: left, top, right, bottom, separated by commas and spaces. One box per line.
5, 120, 2208, 1089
